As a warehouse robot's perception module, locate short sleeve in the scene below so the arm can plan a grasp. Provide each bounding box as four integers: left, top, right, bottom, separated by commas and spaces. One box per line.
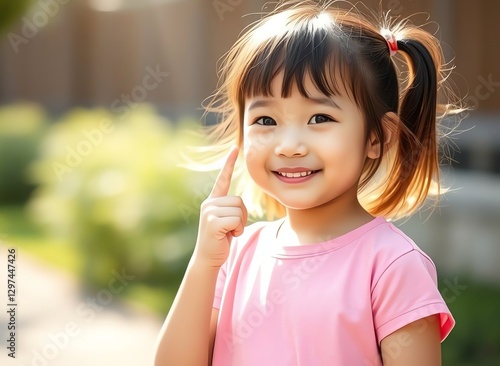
213, 261, 227, 309
372, 250, 455, 344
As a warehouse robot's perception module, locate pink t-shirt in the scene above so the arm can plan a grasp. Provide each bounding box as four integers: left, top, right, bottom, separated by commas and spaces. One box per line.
212, 217, 454, 365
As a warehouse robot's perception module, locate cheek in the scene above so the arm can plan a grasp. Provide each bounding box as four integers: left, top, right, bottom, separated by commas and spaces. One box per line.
243, 128, 275, 166
320, 130, 368, 172
244, 144, 266, 188
243, 132, 262, 179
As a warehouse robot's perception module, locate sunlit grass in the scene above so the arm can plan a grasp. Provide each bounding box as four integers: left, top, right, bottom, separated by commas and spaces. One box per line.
0, 204, 83, 275
0, 204, 173, 314
8, 236, 83, 275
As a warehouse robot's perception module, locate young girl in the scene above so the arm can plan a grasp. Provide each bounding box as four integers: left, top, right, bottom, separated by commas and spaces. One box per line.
154, 1, 462, 365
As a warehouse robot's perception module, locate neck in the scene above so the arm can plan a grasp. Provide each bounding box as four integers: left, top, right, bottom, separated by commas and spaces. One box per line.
280, 185, 374, 245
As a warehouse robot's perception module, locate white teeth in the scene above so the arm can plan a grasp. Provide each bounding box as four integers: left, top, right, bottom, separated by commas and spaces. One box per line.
278, 171, 313, 178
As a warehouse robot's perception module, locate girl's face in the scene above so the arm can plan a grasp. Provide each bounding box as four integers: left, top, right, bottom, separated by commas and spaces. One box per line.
243, 73, 379, 212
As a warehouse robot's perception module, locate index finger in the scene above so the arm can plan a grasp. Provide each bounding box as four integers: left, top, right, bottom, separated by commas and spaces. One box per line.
209, 146, 239, 198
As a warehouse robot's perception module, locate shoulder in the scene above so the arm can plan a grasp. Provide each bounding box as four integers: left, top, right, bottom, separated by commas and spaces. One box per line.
366, 220, 454, 343
363, 218, 434, 262
360, 218, 437, 282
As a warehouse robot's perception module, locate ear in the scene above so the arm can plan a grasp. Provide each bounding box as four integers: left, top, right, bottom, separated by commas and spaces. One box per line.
366, 112, 399, 159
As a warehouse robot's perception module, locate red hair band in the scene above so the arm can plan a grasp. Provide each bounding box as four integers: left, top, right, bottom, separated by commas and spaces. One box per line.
381, 29, 398, 57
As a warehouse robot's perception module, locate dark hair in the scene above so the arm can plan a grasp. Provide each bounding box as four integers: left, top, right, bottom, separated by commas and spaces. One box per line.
201, 0, 462, 219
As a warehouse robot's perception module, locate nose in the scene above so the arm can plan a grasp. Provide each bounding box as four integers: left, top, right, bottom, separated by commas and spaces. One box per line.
274, 127, 308, 157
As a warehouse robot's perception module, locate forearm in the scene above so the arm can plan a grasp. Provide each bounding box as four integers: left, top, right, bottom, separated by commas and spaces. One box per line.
154, 259, 219, 366
154, 146, 242, 365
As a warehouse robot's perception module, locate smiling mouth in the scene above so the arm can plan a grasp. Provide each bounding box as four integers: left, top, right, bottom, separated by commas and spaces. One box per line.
274, 170, 320, 178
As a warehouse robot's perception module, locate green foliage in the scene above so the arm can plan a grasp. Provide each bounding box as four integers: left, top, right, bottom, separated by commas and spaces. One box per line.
27, 105, 211, 295
441, 278, 500, 365
0, 103, 47, 204
0, 0, 35, 34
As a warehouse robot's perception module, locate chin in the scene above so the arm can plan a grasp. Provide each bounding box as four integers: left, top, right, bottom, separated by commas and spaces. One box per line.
272, 196, 327, 211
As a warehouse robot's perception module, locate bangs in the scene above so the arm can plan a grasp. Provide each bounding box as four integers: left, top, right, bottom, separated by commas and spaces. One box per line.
199, 2, 455, 221
240, 20, 361, 103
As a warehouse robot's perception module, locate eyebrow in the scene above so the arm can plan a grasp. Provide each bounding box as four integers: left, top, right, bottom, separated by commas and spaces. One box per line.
248, 96, 341, 111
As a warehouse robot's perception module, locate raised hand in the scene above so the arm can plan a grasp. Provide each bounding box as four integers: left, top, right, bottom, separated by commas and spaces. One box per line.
192, 146, 248, 269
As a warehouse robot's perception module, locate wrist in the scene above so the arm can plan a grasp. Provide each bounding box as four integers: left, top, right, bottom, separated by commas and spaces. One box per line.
188, 256, 223, 274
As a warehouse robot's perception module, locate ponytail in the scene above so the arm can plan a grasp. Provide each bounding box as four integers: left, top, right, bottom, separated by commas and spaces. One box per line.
391, 37, 440, 213
362, 24, 463, 219
397, 39, 438, 139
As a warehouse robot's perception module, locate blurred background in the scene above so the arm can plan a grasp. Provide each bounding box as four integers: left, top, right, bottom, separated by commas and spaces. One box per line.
0, 0, 498, 365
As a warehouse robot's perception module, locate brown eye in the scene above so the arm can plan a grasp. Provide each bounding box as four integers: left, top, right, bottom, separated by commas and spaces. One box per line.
309, 114, 334, 124
255, 117, 276, 126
